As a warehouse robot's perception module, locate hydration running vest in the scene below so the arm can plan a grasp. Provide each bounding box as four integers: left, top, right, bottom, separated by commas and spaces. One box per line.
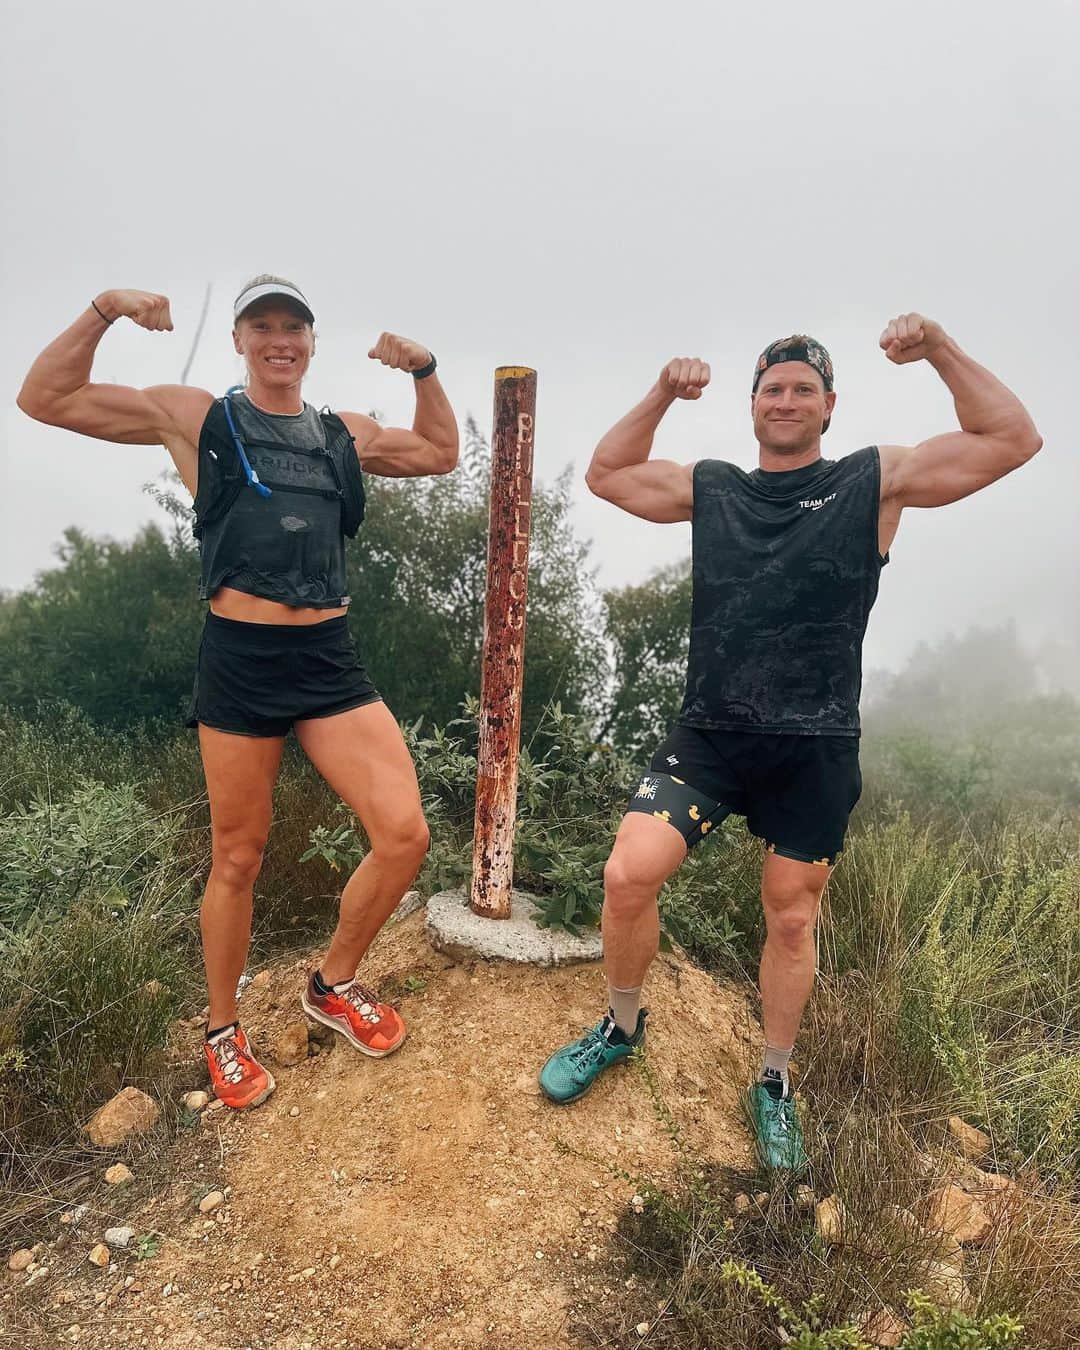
679, 447, 888, 736
192, 395, 366, 609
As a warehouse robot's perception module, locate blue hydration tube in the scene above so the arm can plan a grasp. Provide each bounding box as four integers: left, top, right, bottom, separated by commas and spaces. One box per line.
222, 386, 272, 498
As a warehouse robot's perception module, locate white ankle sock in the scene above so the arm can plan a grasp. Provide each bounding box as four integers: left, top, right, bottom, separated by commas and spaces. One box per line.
761, 1044, 793, 1096
608, 984, 642, 1037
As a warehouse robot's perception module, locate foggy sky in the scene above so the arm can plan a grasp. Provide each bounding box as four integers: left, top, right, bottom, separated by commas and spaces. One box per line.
2, 1, 1076, 677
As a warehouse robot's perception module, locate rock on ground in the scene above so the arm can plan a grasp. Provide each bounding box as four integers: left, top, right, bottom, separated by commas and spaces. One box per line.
927, 1182, 993, 1246
84, 1087, 161, 1148
103, 1163, 134, 1185
274, 1023, 310, 1067
948, 1115, 991, 1161
857, 1307, 909, 1347
815, 1195, 848, 1245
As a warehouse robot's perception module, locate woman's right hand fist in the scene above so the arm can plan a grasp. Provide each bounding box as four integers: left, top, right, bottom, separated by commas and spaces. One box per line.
96, 290, 174, 331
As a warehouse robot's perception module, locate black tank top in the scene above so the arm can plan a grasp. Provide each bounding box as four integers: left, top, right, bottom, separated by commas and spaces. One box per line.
679, 447, 887, 736
191, 394, 366, 609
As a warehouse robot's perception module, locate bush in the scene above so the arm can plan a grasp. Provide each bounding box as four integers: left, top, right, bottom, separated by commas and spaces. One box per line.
0, 776, 199, 1245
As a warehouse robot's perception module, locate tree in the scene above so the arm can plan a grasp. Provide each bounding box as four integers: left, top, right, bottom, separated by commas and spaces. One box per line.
599, 560, 691, 756
0, 420, 608, 739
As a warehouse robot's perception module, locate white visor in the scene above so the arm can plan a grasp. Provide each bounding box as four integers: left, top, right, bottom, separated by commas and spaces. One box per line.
234, 281, 315, 325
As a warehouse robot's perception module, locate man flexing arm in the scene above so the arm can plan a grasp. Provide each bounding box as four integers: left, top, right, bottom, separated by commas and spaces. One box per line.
584, 357, 710, 521
876, 313, 1042, 552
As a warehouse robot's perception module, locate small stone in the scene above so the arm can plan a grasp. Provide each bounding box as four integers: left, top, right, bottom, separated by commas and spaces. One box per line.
815, 1195, 848, 1245
959, 1167, 1022, 1223
391, 889, 424, 922
8, 1249, 34, 1271
795, 1185, 815, 1212
733, 1193, 752, 1216
104, 1164, 133, 1186
753, 1191, 769, 1209
328, 1254, 341, 1270
948, 1116, 991, 1162
289, 1106, 301, 1118
857, 1308, 909, 1347
104, 1227, 134, 1249
274, 1024, 309, 1067
636, 1324, 650, 1336
922, 1258, 967, 1308
927, 1183, 993, 1245
198, 1190, 225, 1214
182, 1091, 209, 1112
87, 1244, 110, 1268
84, 1087, 161, 1148
249, 970, 272, 991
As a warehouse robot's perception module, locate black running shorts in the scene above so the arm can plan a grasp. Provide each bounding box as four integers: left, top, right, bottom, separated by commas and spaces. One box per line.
625, 725, 862, 865
186, 612, 381, 738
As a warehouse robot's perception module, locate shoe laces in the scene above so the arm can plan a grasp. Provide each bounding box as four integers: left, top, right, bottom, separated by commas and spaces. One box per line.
772, 1094, 796, 1135
568, 1019, 616, 1071
341, 980, 382, 1025
210, 1031, 252, 1086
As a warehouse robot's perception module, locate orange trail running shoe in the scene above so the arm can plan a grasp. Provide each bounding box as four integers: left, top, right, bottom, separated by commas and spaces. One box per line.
204, 1024, 276, 1110
301, 971, 406, 1057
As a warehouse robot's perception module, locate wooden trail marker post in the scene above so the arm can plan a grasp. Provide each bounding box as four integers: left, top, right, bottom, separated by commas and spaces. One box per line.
470, 367, 537, 920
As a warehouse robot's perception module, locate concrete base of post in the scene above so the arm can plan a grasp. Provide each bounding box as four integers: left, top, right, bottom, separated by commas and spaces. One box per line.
425, 888, 603, 967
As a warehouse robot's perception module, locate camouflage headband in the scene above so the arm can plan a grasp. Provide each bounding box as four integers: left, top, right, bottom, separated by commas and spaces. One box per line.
752, 335, 834, 392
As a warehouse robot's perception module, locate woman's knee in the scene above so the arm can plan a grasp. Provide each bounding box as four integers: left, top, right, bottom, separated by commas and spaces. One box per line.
372, 813, 430, 870
211, 833, 268, 890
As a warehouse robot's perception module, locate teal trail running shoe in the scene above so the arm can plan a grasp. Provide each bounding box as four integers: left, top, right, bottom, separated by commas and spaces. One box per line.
748, 1081, 809, 1174
538, 1010, 647, 1105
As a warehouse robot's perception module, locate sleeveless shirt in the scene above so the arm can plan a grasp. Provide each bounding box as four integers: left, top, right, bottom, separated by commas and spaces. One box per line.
678, 447, 888, 736
192, 393, 366, 609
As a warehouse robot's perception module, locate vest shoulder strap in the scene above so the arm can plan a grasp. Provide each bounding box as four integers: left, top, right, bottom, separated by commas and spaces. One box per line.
318, 409, 366, 537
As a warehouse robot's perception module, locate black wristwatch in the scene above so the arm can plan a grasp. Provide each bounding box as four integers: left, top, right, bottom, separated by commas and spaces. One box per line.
412, 353, 437, 380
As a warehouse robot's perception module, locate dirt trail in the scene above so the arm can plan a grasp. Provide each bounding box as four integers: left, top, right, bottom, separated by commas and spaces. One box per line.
23, 912, 761, 1349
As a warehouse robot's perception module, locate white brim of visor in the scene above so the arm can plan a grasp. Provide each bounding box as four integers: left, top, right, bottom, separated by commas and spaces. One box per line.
234, 283, 314, 324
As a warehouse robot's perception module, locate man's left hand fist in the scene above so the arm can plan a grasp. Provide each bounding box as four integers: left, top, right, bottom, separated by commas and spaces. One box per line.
368, 332, 432, 373
880, 313, 947, 365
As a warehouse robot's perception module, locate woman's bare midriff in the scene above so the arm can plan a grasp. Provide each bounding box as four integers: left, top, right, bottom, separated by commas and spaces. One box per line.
209, 587, 348, 626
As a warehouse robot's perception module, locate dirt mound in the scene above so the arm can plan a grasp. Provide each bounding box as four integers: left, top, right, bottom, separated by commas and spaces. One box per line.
22, 912, 761, 1349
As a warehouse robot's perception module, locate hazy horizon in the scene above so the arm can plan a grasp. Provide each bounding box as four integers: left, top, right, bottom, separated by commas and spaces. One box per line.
3, 1, 1076, 679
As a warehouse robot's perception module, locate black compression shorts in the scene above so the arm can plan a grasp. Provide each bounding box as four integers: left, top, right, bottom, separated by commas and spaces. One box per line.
625, 725, 862, 865
186, 612, 381, 738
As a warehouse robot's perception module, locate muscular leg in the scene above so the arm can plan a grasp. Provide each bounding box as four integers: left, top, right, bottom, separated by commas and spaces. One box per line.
602, 813, 688, 997
758, 851, 831, 1058
198, 727, 285, 1031
295, 702, 429, 986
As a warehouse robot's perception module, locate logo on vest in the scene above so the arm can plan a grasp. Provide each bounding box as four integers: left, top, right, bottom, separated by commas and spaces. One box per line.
799, 492, 837, 511
280, 516, 310, 532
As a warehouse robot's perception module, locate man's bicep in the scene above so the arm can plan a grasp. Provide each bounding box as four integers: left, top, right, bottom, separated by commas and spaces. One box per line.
881, 435, 1007, 508
590, 460, 694, 523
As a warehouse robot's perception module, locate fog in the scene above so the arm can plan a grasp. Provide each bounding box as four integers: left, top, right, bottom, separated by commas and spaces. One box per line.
2, 0, 1076, 676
